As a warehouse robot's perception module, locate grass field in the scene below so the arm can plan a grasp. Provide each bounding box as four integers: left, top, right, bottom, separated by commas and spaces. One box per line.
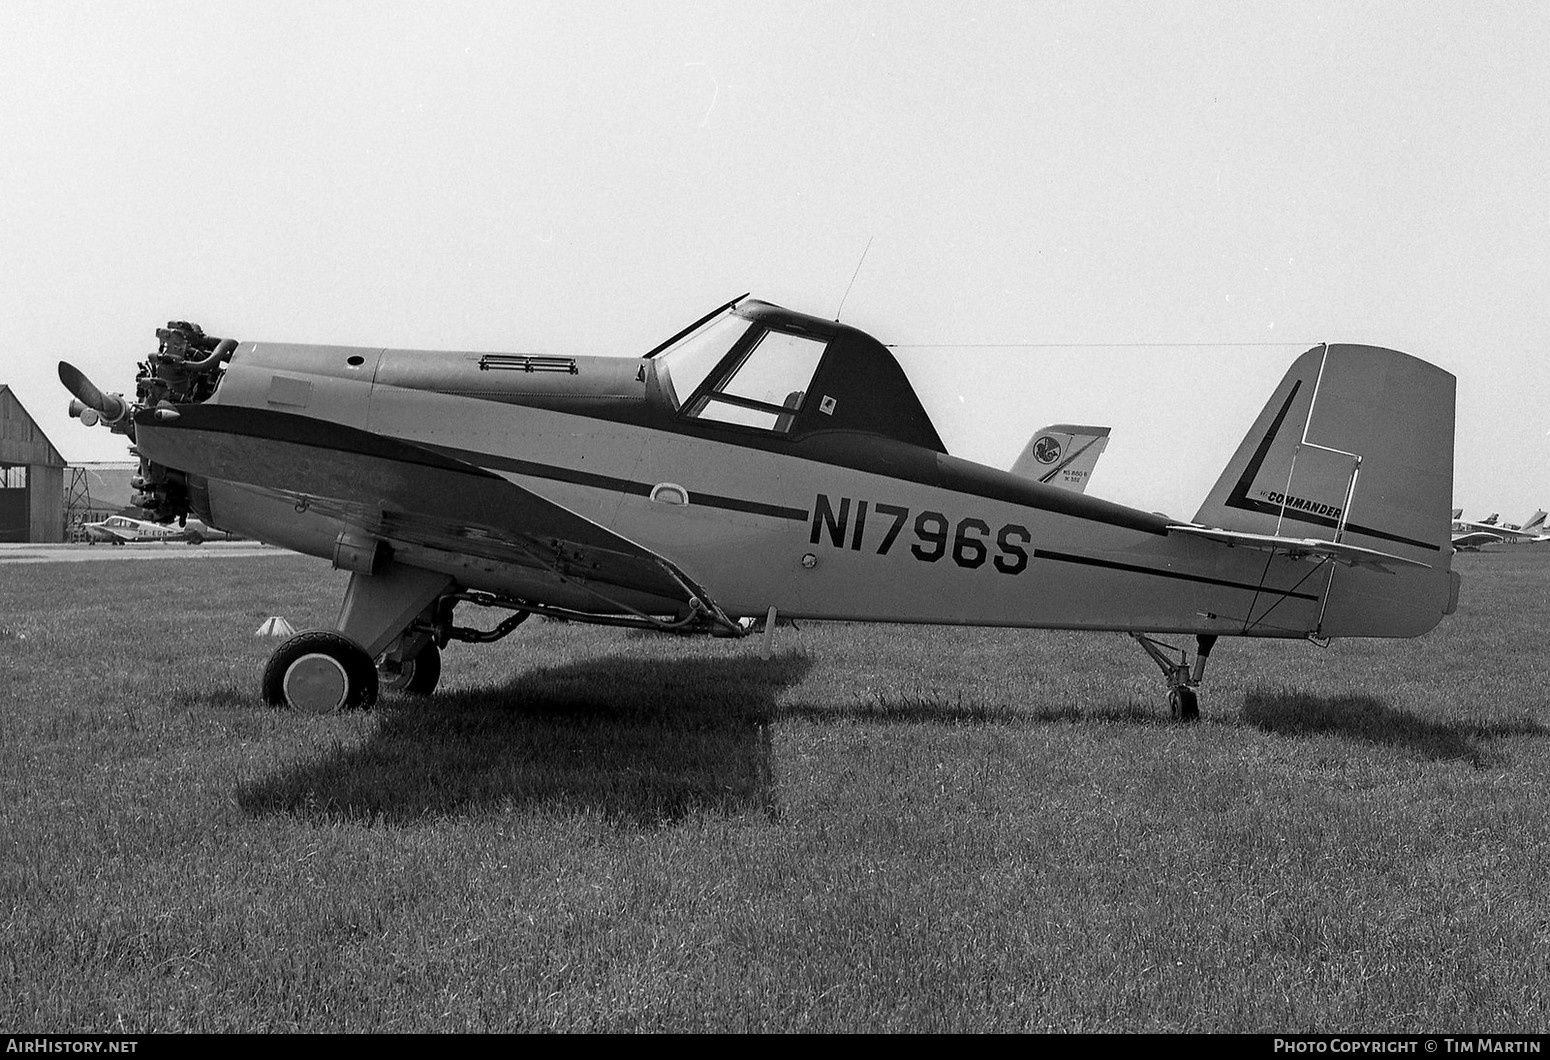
2, 547, 1547, 1032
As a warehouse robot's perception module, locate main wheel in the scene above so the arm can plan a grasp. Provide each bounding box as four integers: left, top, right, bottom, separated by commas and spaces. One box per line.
1168, 686, 1200, 722
261, 630, 379, 713
378, 641, 442, 696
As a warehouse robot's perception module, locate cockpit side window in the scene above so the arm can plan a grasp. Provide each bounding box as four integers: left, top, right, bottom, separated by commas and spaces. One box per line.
687, 330, 828, 434
655, 313, 755, 410
720, 331, 826, 407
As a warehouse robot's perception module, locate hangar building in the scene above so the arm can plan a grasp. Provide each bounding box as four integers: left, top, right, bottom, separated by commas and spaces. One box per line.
0, 385, 67, 543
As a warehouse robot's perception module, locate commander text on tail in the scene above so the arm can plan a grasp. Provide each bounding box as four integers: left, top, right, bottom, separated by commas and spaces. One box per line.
61, 296, 1458, 718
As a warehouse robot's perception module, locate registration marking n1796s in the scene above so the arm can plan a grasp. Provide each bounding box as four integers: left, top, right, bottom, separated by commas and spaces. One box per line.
809, 493, 1030, 575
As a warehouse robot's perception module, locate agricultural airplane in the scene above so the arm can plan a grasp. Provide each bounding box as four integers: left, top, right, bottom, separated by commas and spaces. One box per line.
59, 296, 1460, 719
82, 512, 234, 545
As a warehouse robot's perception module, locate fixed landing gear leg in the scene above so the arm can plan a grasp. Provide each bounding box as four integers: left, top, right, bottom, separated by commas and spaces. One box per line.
335, 564, 453, 699
261, 559, 453, 711
1130, 633, 1216, 722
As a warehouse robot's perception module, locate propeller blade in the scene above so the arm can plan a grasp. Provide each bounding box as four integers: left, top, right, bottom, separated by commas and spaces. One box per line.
58, 361, 128, 423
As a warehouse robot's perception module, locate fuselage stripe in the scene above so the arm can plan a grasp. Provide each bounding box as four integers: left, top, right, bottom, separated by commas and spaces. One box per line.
1031, 548, 1322, 602
424, 445, 811, 522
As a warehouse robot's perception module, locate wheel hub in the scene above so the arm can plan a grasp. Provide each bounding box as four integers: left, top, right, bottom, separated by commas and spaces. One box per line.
282, 653, 350, 714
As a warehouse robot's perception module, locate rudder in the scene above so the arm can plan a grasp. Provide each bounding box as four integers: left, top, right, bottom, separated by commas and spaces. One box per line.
1194, 343, 1456, 570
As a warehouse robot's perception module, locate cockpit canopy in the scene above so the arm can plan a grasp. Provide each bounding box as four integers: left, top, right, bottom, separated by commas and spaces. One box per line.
650, 297, 945, 453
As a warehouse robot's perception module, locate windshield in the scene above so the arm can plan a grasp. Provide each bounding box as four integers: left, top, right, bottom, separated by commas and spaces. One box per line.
655, 312, 755, 409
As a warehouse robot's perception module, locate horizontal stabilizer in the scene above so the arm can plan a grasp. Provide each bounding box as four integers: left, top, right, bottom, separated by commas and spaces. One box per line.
1167, 523, 1432, 573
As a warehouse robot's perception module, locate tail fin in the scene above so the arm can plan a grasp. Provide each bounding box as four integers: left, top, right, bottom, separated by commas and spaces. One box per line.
1010, 424, 1110, 494
1193, 344, 1455, 571
1518, 510, 1546, 535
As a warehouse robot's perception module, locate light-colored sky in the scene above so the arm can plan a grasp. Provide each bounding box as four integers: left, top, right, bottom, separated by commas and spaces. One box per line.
3, 1, 1545, 520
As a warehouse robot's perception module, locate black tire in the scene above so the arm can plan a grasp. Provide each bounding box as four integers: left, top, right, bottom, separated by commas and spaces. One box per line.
1168, 686, 1200, 722
379, 641, 442, 696
261, 630, 379, 713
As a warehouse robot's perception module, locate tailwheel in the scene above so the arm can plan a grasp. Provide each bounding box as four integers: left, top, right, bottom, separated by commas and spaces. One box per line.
1168, 686, 1199, 722
378, 640, 442, 696
261, 630, 379, 713
1132, 632, 1215, 723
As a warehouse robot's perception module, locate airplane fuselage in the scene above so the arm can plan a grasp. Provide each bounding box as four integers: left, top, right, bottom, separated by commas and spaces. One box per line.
163, 323, 1450, 641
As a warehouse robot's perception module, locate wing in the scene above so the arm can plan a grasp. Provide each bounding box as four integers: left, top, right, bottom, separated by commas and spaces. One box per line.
1450, 531, 1505, 549
131, 404, 739, 632
1457, 523, 1537, 541
1167, 523, 1432, 574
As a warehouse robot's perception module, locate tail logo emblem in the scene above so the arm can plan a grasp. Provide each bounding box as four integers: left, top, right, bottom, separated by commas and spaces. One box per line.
1031, 436, 1062, 465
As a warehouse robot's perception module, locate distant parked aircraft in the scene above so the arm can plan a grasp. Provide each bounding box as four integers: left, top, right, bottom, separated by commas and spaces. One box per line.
1451, 510, 1547, 550
83, 513, 235, 545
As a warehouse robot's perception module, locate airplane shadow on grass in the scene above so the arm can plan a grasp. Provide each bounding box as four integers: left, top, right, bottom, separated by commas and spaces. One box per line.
237, 653, 810, 827
233, 662, 1540, 824
778, 694, 1161, 727
1243, 688, 1549, 767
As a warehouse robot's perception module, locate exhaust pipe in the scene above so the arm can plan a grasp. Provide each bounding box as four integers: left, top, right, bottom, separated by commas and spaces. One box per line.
184, 337, 237, 371
58, 361, 129, 427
